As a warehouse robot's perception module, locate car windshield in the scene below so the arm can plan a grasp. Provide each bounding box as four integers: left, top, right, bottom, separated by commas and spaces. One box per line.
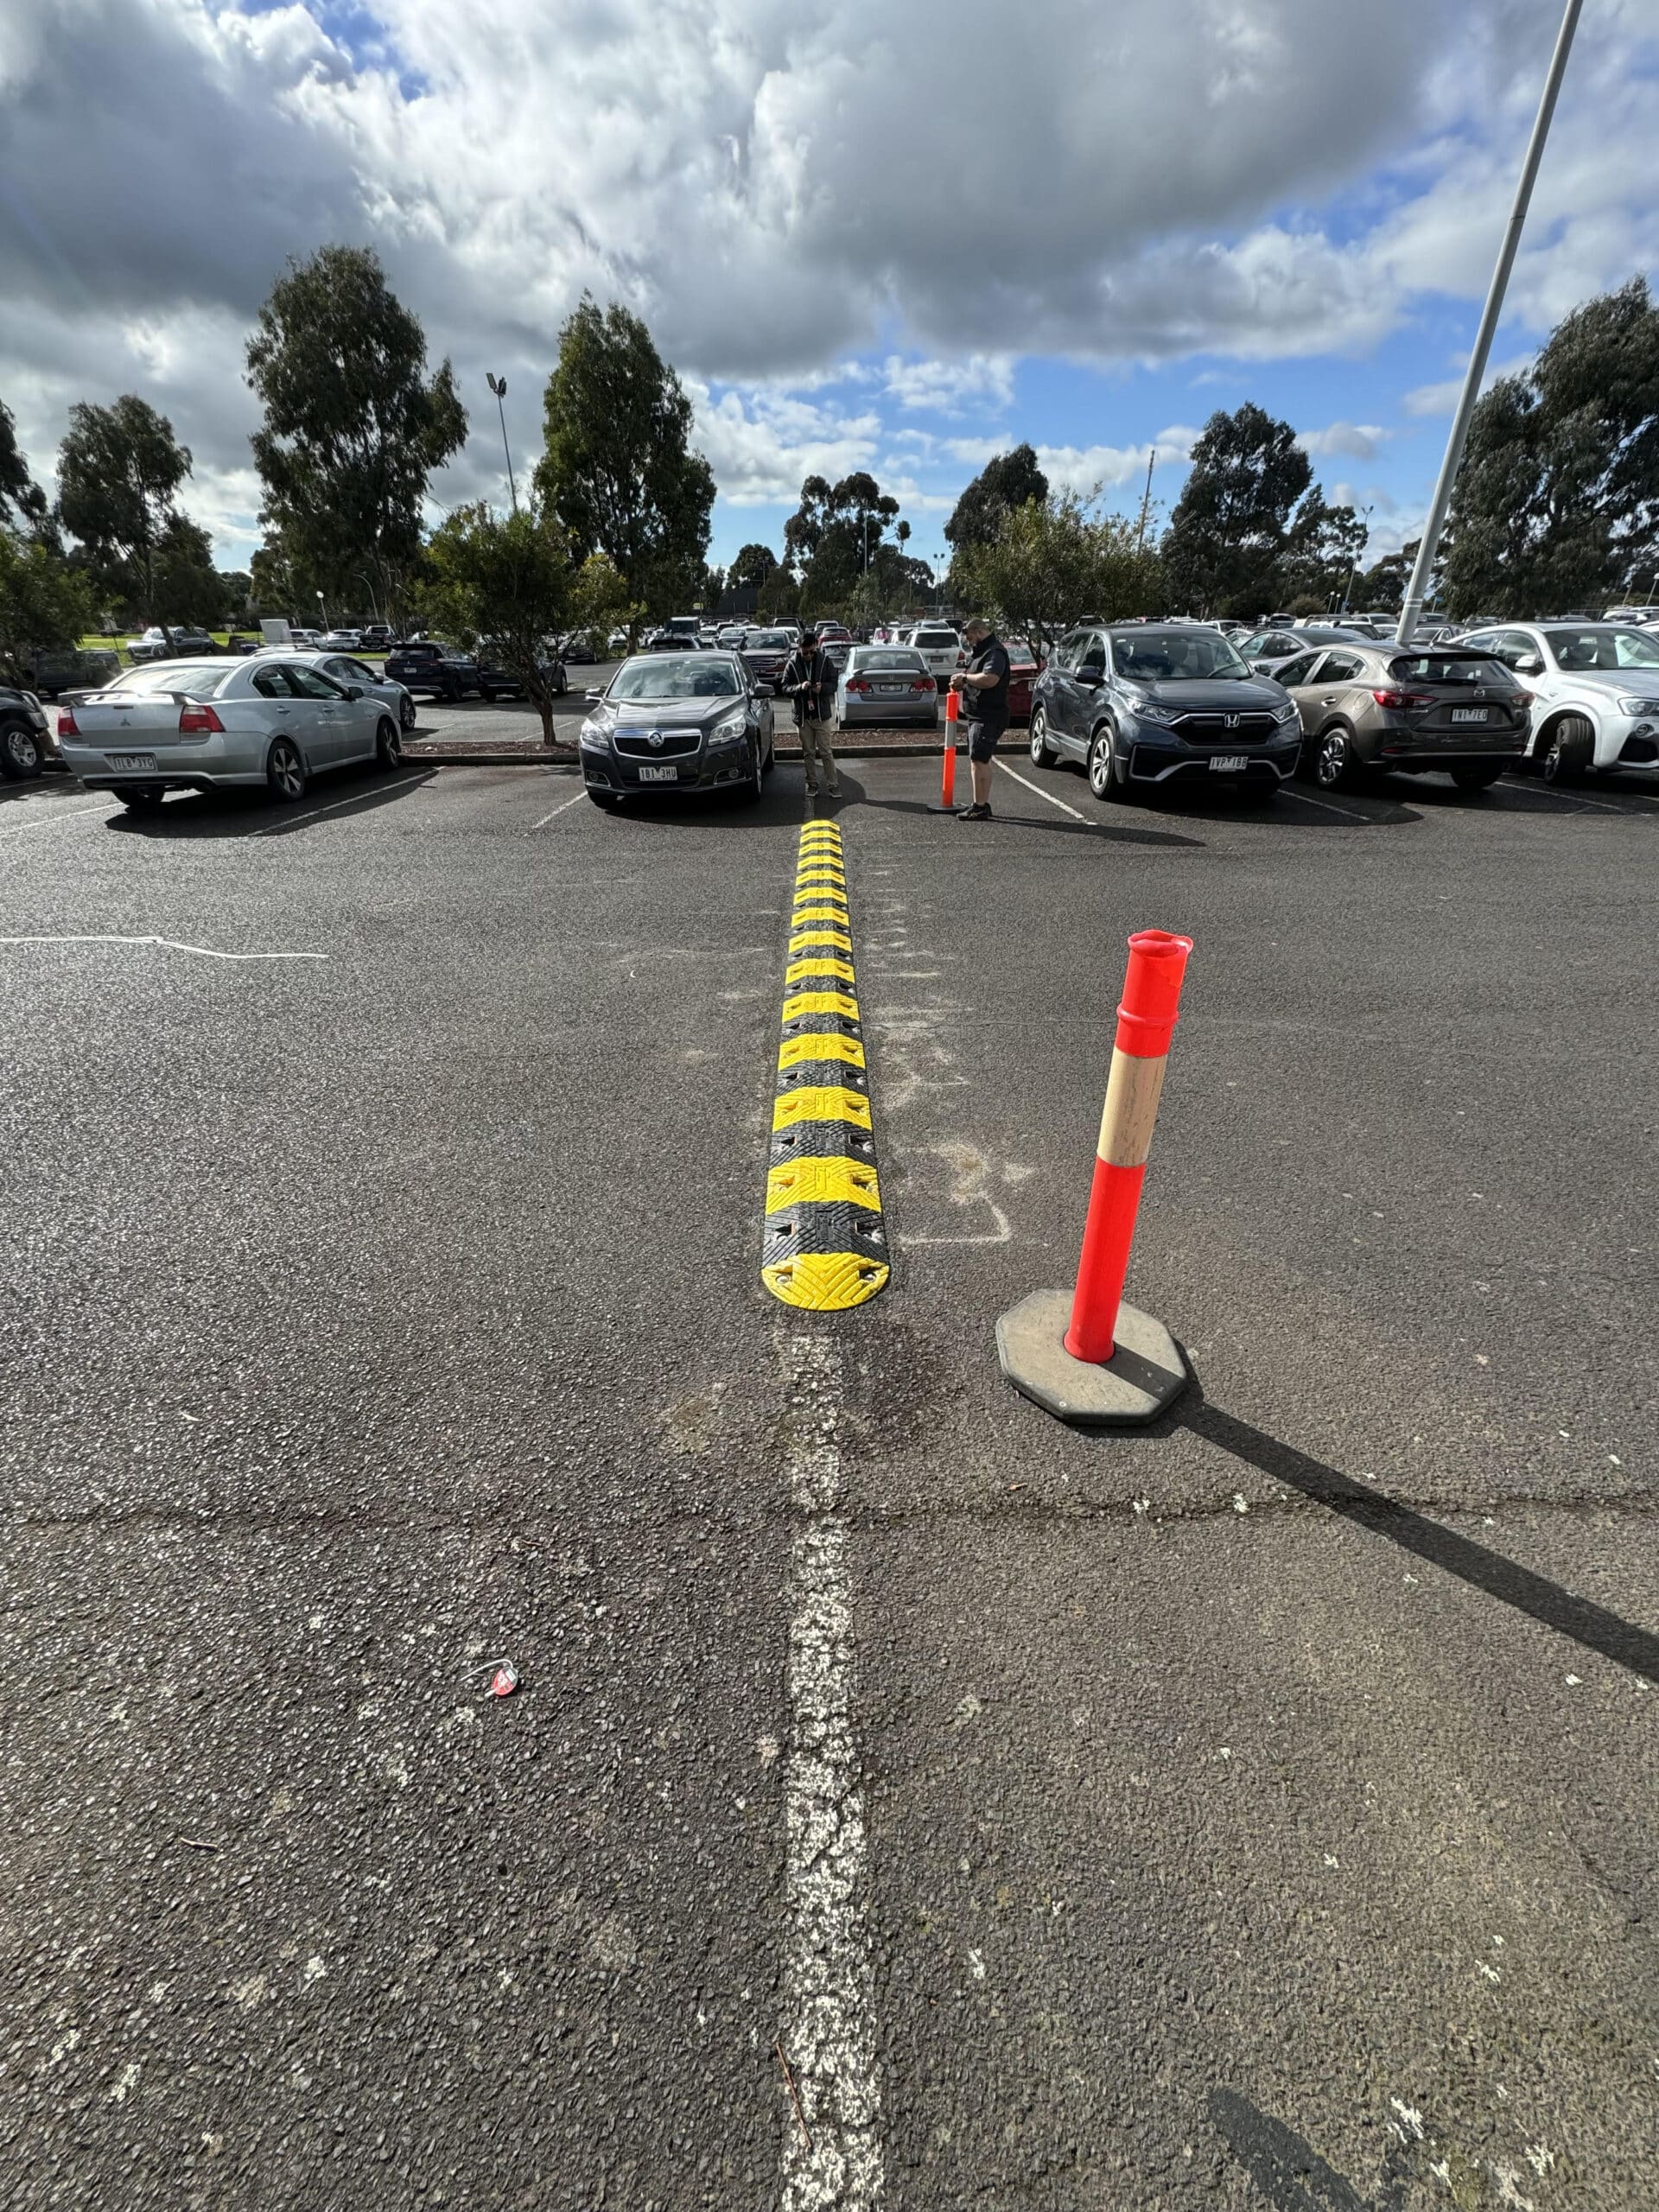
748, 632, 793, 650
852, 651, 924, 671
1545, 626, 1659, 670
1389, 654, 1512, 687
108, 662, 234, 696
915, 631, 957, 646
1112, 631, 1250, 680
611, 657, 741, 699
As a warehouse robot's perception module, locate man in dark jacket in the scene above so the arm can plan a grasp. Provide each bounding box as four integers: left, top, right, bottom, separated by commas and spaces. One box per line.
780, 628, 841, 798
950, 617, 1011, 821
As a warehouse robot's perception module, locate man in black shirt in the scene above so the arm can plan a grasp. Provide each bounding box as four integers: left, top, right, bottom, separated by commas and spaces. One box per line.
779, 629, 842, 799
949, 617, 1011, 820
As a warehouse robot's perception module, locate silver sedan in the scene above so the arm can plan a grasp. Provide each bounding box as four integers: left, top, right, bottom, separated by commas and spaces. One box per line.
834, 645, 939, 728
56, 656, 403, 813
297, 648, 416, 731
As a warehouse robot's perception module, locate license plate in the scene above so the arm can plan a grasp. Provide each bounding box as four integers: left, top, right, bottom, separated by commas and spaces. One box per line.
637, 764, 679, 783
1451, 708, 1489, 724
107, 752, 158, 772
877, 685, 905, 696
1209, 753, 1249, 773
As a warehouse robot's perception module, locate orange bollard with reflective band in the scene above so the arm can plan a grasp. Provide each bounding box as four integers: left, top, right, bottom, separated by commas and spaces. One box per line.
939, 689, 959, 808
995, 929, 1195, 1428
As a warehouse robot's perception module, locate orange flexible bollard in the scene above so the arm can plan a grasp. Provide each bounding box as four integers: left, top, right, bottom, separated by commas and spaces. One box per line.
941, 689, 958, 808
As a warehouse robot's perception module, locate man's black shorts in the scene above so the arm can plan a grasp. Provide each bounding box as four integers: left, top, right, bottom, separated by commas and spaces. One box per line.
965, 716, 1005, 764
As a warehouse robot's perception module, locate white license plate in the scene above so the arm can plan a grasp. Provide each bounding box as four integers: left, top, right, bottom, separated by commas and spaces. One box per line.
877, 684, 905, 696
1209, 753, 1249, 773
107, 752, 158, 772
1451, 708, 1489, 723
636, 763, 679, 783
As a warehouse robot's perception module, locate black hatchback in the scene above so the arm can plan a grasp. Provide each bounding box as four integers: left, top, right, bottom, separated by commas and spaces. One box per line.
385, 639, 480, 700
578, 652, 775, 809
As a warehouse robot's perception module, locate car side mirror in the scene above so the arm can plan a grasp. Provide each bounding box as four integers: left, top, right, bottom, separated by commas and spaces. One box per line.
344, 684, 364, 699
1515, 655, 1543, 676
1078, 661, 1105, 686
585, 687, 603, 703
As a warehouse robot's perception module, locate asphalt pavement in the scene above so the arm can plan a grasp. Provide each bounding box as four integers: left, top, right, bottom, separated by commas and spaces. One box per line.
2, 751, 1655, 2209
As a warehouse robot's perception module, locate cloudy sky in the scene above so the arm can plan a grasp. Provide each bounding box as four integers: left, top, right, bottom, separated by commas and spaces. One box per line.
3, 0, 1656, 583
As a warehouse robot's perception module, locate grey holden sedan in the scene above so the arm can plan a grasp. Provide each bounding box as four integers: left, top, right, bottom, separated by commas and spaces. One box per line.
579, 652, 774, 809
56, 657, 404, 811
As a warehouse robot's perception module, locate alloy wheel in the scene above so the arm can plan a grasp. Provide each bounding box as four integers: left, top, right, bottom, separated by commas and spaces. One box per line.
1316, 730, 1350, 789
1088, 732, 1113, 798
268, 740, 305, 802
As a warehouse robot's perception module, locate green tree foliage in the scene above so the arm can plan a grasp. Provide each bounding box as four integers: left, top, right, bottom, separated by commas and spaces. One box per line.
533, 297, 714, 622
247, 245, 467, 615
1160, 404, 1313, 616
1351, 541, 1420, 612
757, 563, 801, 620
0, 399, 49, 534
1278, 493, 1369, 612
957, 493, 1161, 655
417, 501, 574, 743
730, 541, 778, 590
944, 443, 1049, 556
1442, 276, 1659, 617
784, 472, 901, 605
57, 395, 193, 620
0, 528, 97, 685
151, 515, 227, 627
568, 550, 643, 652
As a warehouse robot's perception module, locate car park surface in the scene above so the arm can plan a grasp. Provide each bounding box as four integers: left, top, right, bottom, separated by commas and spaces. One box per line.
3, 747, 1656, 2208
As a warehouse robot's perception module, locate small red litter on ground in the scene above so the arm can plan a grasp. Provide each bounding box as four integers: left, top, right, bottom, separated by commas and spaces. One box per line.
488, 1661, 519, 1698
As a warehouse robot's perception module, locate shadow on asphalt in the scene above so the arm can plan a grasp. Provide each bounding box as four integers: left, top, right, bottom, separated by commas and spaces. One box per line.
1182, 1395, 1659, 1687
588, 778, 804, 830
105, 766, 438, 840
1208, 2086, 1403, 2212
0, 768, 80, 811
848, 790, 1206, 850
1001, 754, 1422, 830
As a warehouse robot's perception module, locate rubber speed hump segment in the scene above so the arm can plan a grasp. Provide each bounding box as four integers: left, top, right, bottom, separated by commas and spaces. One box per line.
762, 823, 891, 1312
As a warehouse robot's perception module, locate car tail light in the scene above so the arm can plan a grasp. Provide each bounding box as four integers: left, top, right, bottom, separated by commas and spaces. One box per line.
1511, 689, 1534, 707
846, 677, 872, 695
1370, 689, 1434, 710
178, 703, 225, 734
57, 708, 79, 737
911, 677, 936, 694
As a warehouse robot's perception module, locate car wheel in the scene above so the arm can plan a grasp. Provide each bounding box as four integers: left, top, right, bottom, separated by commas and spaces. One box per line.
739, 741, 766, 804
588, 790, 620, 810
1540, 715, 1593, 786
375, 717, 402, 771
1029, 707, 1056, 768
1451, 764, 1503, 792
0, 718, 44, 779
116, 784, 166, 813
762, 730, 776, 775
398, 695, 417, 732
554, 671, 568, 697
1313, 724, 1362, 790
265, 736, 308, 804
479, 685, 497, 702
444, 679, 461, 703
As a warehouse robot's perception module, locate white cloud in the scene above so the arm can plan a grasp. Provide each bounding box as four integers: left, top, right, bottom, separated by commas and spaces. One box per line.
1299, 422, 1391, 459
1402, 352, 1535, 418
686, 382, 882, 505
880, 356, 1014, 412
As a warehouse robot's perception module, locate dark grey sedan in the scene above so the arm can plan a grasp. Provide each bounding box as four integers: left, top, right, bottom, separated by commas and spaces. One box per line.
578, 652, 775, 809
1029, 625, 1302, 801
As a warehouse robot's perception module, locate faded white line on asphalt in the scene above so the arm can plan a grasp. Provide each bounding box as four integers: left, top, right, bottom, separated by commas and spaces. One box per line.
1286, 789, 1370, 821
993, 758, 1089, 820
256, 773, 423, 836
0, 804, 106, 840
781, 1335, 882, 2211
531, 787, 588, 829
0, 934, 326, 961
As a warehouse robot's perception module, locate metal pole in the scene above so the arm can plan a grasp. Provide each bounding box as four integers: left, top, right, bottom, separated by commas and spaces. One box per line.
1396, 0, 1582, 644
1135, 447, 1156, 553
487, 372, 518, 513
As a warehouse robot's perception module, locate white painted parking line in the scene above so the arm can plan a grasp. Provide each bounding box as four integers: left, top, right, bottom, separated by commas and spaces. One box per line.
994, 758, 1089, 820
0, 802, 106, 840
255, 772, 424, 836
530, 785, 588, 830
779, 1335, 882, 2210
0, 934, 326, 961
1286, 788, 1370, 821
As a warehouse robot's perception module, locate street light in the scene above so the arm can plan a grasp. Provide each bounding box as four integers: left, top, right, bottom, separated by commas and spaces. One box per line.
315, 588, 329, 631
1396, 0, 1583, 642
486, 372, 518, 513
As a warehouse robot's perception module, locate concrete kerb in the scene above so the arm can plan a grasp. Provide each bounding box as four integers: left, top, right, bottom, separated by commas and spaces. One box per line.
403, 736, 1032, 768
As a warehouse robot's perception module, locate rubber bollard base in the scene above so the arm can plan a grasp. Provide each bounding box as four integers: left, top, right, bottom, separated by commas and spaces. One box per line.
995, 1288, 1189, 1428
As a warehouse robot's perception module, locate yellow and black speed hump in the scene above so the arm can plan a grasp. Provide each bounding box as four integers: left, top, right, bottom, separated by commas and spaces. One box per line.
761, 822, 891, 1311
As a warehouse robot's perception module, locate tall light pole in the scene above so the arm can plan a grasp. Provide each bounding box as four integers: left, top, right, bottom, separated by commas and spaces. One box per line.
486, 372, 518, 513
1396, 0, 1583, 643
1135, 445, 1157, 553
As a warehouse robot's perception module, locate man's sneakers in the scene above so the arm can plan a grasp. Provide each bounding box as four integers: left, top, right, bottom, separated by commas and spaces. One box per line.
956, 802, 993, 821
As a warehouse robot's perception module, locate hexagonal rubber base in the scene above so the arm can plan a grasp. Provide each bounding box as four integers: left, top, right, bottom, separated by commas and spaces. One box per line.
995, 1289, 1189, 1429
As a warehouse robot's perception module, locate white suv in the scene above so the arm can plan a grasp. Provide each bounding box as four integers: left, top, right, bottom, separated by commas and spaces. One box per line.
1462, 621, 1659, 784
910, 625, 963, 687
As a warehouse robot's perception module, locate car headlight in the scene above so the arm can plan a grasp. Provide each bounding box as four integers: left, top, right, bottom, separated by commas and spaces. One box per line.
1617, 695, 1658, 717
579, 718, 610, 750
710, 710, 748, 745
1133, 697, 1180, 725
1272, 698, 1300, 723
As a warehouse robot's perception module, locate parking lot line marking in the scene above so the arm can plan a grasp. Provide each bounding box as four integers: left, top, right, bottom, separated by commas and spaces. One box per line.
531, 787, 589, 829
0, 933, 327, 961
994, 759, 1089, 820
256, 772, 425, 836
1286, 790, 1370, 821
0, 803, 106, 841
779, 1335, 883, 2209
